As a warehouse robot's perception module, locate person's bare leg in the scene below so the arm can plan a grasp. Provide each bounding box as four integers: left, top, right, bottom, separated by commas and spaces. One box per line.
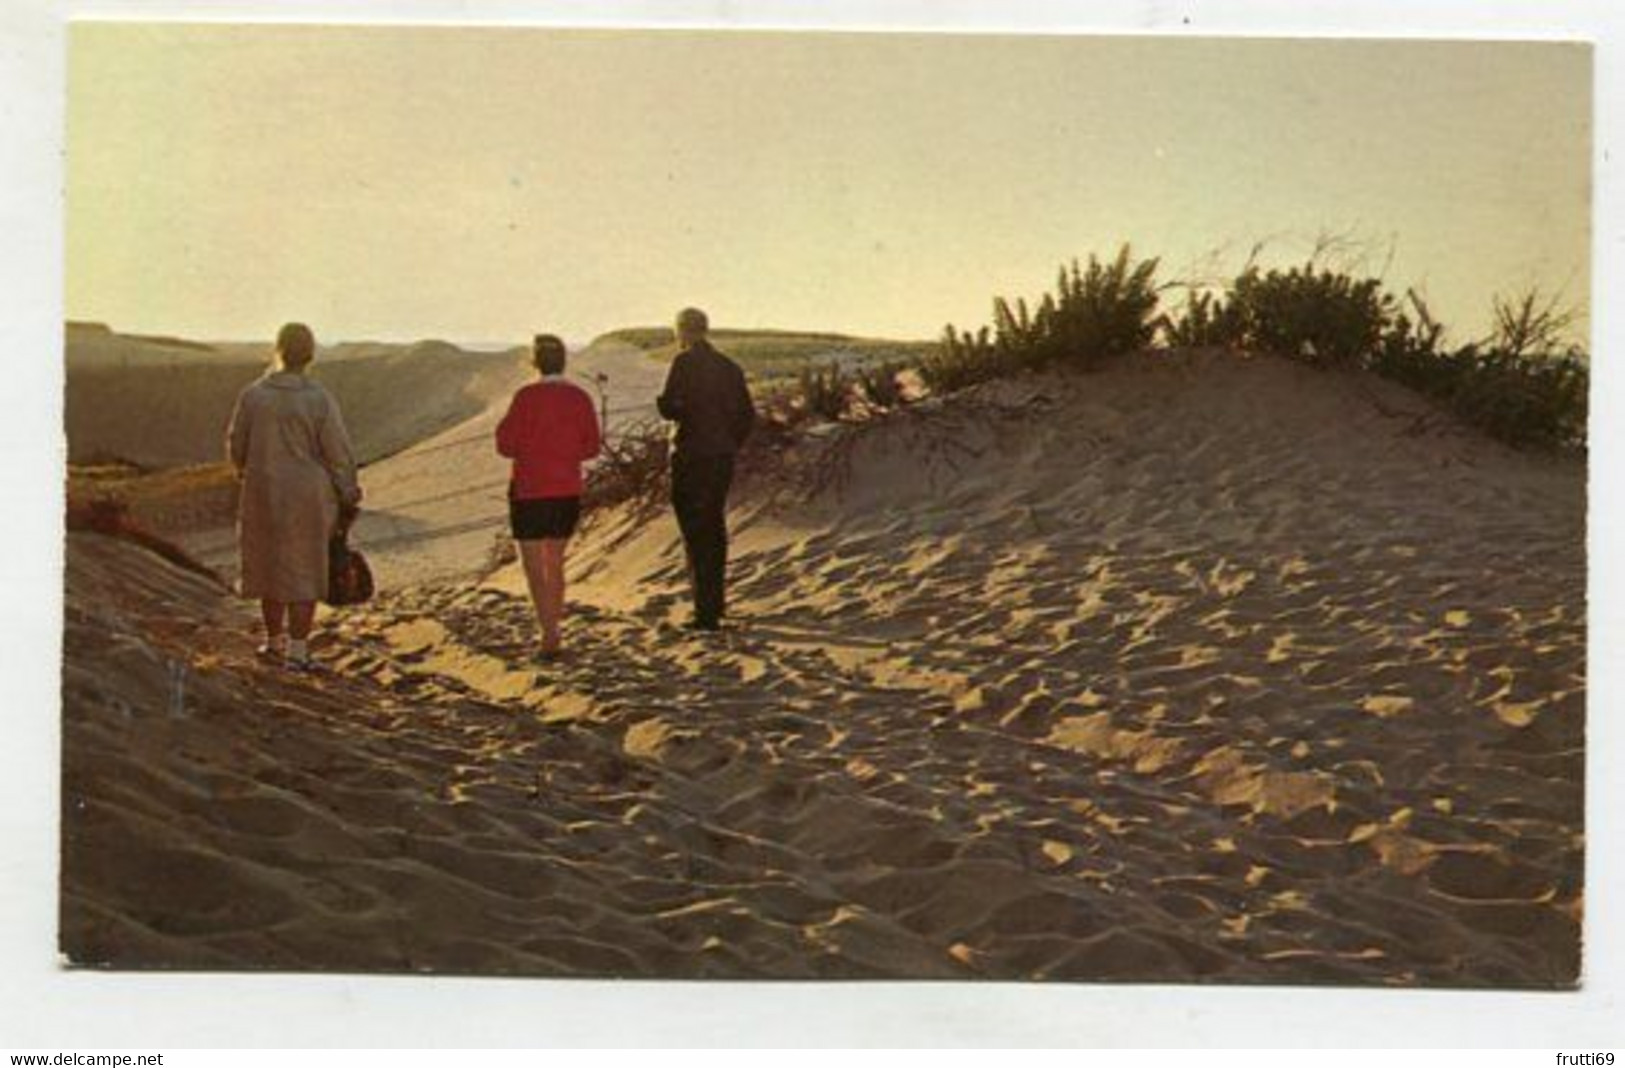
284, 601, 317, 666
261, 599, 286, 639
517, 539, 551, 642
259, 600, 288, 657
539, 538, 568, 653
288, 601, 317, 641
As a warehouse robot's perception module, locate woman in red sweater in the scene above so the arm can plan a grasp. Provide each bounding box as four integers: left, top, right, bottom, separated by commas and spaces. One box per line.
495, 334, 603, 658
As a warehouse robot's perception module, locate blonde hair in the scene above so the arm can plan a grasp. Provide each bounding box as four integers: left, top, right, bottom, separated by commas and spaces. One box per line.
276, 322, 316, 371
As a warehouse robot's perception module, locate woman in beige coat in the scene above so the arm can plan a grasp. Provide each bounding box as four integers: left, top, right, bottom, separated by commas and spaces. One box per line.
226, 323, 362, 668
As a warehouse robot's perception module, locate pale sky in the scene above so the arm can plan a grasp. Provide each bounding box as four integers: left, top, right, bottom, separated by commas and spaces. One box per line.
66, 24, 1592, 346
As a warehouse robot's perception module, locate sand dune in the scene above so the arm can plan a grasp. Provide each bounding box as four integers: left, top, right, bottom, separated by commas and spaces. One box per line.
336, 333, 669, 587
65, 325, 527, 468
90, 328, 673, 589
60, 349, 1584, 985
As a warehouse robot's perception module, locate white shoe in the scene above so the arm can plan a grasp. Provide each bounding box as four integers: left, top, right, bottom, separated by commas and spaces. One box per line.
286, 639, 314, 671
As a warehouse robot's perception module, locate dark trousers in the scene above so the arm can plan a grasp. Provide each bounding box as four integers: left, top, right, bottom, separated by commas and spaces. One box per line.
671, 452, 735, 625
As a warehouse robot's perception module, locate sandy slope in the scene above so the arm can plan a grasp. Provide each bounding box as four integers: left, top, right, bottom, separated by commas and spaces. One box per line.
65, 326, 526, 468
76, 327, 670, 588
337, 335, 671, 587
60, 350, 1584, 985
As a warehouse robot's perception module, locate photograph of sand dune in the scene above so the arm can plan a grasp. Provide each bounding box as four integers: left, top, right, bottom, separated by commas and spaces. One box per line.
60, 22, 1590, 988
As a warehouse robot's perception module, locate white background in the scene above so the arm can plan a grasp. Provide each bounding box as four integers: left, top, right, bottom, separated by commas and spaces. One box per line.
1, 0, 1620, 1049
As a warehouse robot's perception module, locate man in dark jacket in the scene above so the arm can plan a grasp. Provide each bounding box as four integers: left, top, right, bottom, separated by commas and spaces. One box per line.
656, 307, 755, 631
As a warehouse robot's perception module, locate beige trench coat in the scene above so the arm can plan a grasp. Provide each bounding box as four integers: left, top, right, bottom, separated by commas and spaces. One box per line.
226, 371, 362, 601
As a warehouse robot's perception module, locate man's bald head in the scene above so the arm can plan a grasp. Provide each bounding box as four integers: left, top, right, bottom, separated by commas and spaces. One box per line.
676, 307, 710, 346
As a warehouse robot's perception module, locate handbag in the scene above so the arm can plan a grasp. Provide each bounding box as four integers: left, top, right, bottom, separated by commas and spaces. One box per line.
325, 506, 374, 606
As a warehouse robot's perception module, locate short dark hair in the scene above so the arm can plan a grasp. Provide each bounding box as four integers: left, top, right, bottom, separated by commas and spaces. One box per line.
276, 322, 316, 370
533, 334, 567, 374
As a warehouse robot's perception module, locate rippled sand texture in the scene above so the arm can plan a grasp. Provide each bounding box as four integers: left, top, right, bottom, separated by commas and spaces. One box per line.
61, 350, 1584, 985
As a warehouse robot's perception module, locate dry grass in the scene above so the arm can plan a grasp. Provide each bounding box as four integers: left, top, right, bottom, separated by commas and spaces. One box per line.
582, 420, 672, 517
64, 494, 225, 585
68, 461, 241, 538
591, 327, 934, 381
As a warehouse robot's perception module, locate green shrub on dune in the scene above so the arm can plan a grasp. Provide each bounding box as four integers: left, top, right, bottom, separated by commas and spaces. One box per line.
1160, 289, 1246, 349
1034, 246, 1162, 367
1211, 264, 1587, 448
925, 245, 1163, 392
1227, 263, 1393, 367
920, 325, 1000, 394
855, 361, 908, 410
1374, 290, 1587, 449
1369, 290, 1451, 391
1160, 259, 1394, 365
1448, 345, 1587, 449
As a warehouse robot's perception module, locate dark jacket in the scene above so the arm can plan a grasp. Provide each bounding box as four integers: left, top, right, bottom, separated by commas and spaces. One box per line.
656, 340, 755, 457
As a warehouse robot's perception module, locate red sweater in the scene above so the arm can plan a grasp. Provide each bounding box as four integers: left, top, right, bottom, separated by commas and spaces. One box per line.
495, 378, 603, 499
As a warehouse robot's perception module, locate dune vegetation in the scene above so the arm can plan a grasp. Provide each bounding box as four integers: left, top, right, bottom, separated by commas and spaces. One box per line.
66, 459, 241, 554
778, 245, 1587, 453
592, 325, 936, 381
579, 244, 1587, 536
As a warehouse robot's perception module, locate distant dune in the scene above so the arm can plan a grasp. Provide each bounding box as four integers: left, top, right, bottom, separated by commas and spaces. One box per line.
65, 320, 233, 369
65, 324, 669, 589
65, 325, 528, 468
60, 347, 1583, 984
68, 320, 221, 356
589, 326, 935, 379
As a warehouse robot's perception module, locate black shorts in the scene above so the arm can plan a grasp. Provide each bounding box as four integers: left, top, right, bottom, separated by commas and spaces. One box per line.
509, 496, 582, 540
